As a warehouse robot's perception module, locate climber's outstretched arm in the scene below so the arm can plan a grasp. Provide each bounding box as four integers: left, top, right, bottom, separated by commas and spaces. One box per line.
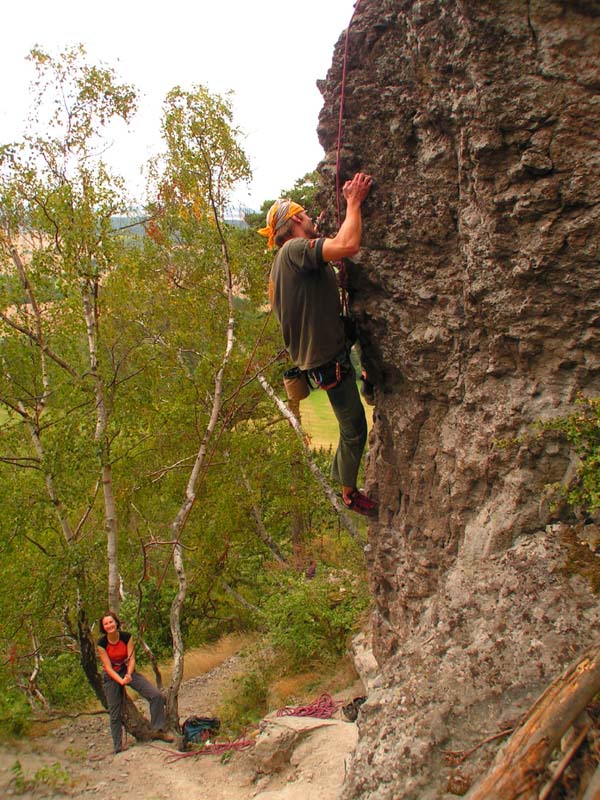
322, 172, 372, 262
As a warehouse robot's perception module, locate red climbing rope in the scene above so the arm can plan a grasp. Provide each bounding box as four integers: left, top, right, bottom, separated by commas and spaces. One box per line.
335, 0, 364, 228
156, 736, 256, 763
335, 0, 364, 312
276, 692, 343, 719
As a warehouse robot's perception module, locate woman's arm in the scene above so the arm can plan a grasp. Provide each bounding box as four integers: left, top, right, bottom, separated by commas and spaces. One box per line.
97, 645, 127, 686
124, 636, 135, 683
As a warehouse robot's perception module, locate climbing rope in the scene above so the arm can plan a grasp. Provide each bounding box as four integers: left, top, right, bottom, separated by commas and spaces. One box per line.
335, 0, 364, 227
335, 0, 364, 314
276, 692, 344, 719
158, 736, 255, 763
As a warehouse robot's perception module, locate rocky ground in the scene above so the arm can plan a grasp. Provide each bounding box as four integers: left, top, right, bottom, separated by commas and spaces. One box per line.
0, 654, 361, 800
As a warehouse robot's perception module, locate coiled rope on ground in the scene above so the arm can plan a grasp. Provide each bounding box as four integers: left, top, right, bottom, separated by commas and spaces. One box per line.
276, 692, 344, 719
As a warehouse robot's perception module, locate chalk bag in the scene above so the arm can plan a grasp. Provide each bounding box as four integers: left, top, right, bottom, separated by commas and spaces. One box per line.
283, 367, 310, 402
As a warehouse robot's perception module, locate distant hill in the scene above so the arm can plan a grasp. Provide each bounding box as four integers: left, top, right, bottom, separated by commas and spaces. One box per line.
110, 214, 250, 236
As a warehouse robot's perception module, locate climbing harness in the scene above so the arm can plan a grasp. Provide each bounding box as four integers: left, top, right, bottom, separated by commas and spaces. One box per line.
308, 359, 344, 392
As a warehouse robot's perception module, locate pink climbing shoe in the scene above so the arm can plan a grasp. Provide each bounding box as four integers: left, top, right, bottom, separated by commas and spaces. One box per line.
343, 489, 378, 517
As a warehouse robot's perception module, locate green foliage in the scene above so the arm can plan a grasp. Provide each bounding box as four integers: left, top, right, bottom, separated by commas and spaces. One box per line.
10, 760, 71, 794
244, 171, 321, 229
217, 657, 272, 734
10, 761, 26, 793
0, 691, 32, 740
33, 762, 71, 790
542, 395, 600, 514
38, 654, 95, 710
158, 84, 251, 209
263, 570, 370, 670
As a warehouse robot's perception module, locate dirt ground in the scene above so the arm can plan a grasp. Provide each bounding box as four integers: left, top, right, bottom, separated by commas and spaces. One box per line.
0, 653, 360, 800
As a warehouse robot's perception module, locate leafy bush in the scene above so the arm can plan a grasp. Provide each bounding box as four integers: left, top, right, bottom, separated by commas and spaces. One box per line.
263, 570, 370, 670
38, 653, 95, 710
217, 658, 272, 735
542, 395, 600, 514
0, 690, 31, 740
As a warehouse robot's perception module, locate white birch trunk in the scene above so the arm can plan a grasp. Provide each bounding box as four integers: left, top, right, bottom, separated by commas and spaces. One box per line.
80, 279, 120, 611
167, 234, 236, 721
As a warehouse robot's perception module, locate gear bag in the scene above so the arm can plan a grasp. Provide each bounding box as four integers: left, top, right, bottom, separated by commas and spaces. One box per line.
180, 715, 221, 750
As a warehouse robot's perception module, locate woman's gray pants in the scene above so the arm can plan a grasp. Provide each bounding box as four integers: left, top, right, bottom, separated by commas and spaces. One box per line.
103, 672, 166, 752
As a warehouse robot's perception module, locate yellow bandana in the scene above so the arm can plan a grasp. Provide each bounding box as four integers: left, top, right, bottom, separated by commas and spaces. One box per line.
258, 199, 305, 249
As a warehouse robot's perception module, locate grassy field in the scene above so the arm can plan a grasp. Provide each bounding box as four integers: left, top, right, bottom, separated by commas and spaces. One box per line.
299, 382, 373, 450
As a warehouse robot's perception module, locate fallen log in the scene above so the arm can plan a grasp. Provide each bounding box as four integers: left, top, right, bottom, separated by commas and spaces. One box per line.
465, 638, 600, 800
582, 762, 600, 800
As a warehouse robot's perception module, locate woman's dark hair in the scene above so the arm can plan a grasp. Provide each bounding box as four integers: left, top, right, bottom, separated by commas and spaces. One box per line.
99, 611, 122, 633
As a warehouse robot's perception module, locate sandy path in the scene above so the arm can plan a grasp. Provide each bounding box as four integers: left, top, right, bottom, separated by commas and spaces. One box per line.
0, 655, 358, 799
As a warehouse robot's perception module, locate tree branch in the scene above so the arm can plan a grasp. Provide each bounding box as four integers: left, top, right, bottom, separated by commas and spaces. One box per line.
0, 310, 80, 380
466, 638, 600, 799
257, 374, 363, 545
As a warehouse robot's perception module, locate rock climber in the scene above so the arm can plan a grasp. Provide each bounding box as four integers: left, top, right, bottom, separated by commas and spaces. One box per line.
259, 172, 377, 517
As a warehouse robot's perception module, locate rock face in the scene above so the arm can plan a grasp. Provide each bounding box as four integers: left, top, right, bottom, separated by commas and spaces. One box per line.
317, 1, 600, 797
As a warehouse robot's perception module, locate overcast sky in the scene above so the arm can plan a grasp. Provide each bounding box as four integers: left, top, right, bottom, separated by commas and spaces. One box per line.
0, 0, 357, 212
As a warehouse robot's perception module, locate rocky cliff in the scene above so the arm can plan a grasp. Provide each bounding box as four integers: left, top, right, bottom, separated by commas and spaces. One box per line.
317, 1, 600, 797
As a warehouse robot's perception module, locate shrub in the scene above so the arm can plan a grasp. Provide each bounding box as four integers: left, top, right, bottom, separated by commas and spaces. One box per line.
263, 569, 370, 670
217, 659, 272, 735
542, 395, 600, 514
0, 690, 31, 740
38, 653, 95, 710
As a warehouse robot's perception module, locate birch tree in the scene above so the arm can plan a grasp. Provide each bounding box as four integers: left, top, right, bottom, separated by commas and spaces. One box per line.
140, 84, 256, 723
0, 46, 138, 613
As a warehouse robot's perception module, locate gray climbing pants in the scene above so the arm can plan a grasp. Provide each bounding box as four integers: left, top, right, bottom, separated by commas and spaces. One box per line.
103, 672, 166, 752
324, 354, 367, 489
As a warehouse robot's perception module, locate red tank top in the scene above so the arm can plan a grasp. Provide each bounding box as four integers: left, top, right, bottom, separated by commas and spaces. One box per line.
106, 638, 128, 668
99, 631, 130, 669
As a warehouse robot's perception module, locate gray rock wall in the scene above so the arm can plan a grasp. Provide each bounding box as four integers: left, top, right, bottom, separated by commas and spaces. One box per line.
317, 1, 600, 797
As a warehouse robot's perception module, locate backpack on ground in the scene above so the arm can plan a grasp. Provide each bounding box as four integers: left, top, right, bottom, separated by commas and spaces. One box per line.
180, 715, 221, 750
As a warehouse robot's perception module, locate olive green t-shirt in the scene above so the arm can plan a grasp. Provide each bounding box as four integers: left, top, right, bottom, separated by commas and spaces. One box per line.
269, 237, 344, 371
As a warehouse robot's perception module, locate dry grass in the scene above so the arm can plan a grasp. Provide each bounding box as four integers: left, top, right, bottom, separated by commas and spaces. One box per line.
143, 632, 255, 685
269, 671, 321, 708
268, 655, 363, 709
